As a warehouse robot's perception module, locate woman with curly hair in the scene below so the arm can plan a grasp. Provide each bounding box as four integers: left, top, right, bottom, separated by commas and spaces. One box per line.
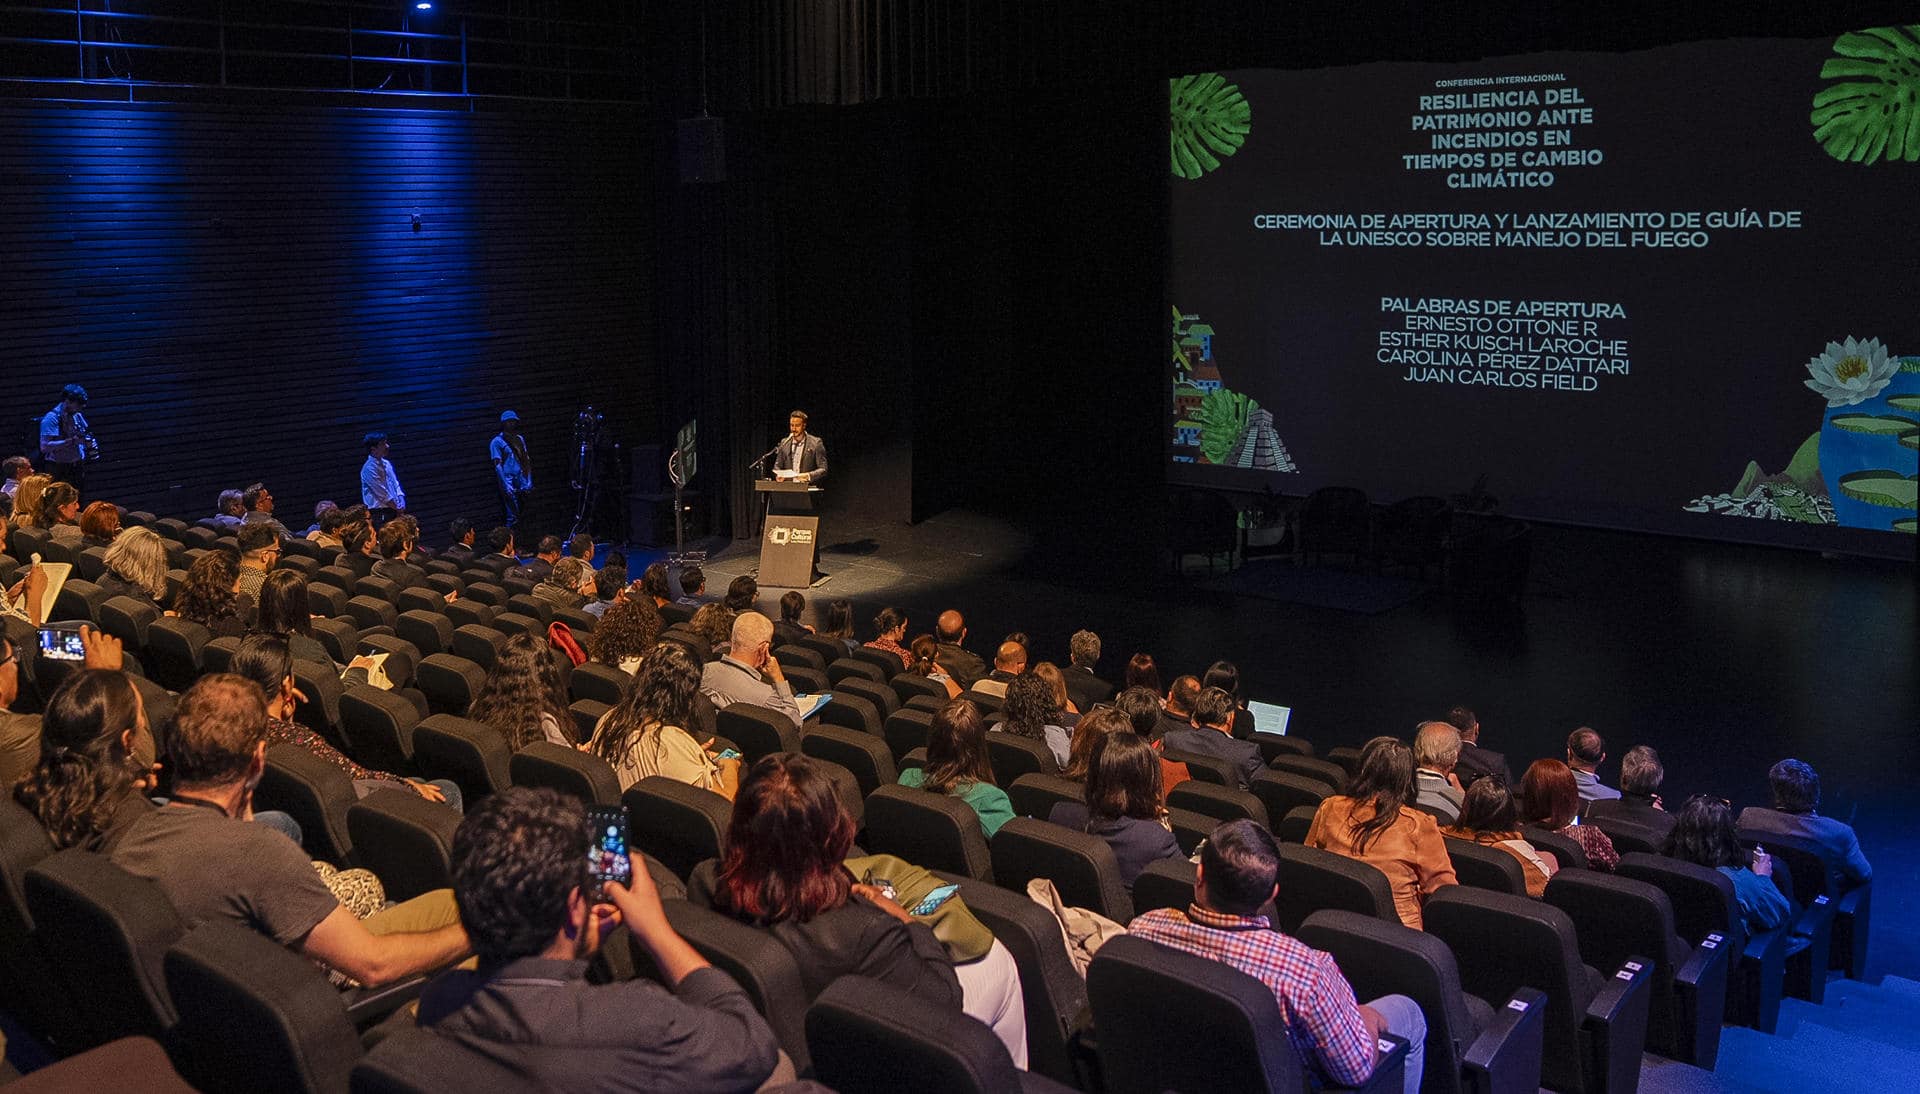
1029, 662, 1081, 724
466, 631, 574, 751
98, 526, 171, 610
589, 596, 663, 674
999, 672, 1070, 769
687, 602, 736, 655
13, 668, 157, 851
590, 643, 740, 797
899, 634, 961, 699
173, 550, 251, 637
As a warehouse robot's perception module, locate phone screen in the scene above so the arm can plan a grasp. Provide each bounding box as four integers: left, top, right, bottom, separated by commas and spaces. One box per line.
715, 748, 743, 761
37, 627, 86, 661
584, 805, 632, 898
909, 883, 961, 916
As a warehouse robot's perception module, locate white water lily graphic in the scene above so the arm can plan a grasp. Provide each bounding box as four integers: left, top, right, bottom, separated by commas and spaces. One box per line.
1803, 336, 1895, 407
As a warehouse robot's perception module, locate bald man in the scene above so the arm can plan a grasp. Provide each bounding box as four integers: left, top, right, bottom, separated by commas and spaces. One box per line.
933, 609, 988, 688
972, 641, 1028, 699
699, 612, 802, 726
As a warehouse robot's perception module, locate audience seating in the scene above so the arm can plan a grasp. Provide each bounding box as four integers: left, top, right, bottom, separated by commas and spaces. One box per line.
817, 691, 884, 738
774, 643, 827, 673
833, 675, 899, 719
1272, 843, 1399, 934
162, 920, 368, 1094
1276, 803, 1318, 843
1615, 852, 1791, 1034
1165, 807, 1215, 854
1423, 886, 1651, 1094
97, 596, 158, 650
1268, 753, 1347, 792
509, 741, 622, 806
889, 672, 947, 705
255, 744, 358, 864
1746, 853, 1832, 1006
346, 595, 399, 633
75, 545, 109, 581
345, 789, 460, 903
1443, 836, 1529, 896
1248, 769, 1330, 826
305, 582, 350, 618
808, 975, 1075, 1094
355, 575, 402, 604
1585, 815, 1661, 857
1251, 730, 1312, 762
828, 657, 886, 686
985, 730, 1056, 785
24, 850, 183, 1050
395, 589, 447, 620
1297, 909, 1549, 1094
394, 610, 454, 658
801, 724, 898, 800
448, 624, 507, 670
201, 635, 241, 673
441, 598, 495, 630
958, 689, 1004, 715
309, 616, 359, 663
1544, 869, 1728, 1069
569, 698, 611, 745
1740, 826, 1871, 980
51, 578, 106, 623
410, 714, 512, 806
784, 665, 830, 694
1524, 825, 1590, 870
1326, 746, 1363, 779
1089, 933, 1409, 1094
416, 654, 487, 716
505, 594, 554, 623
488, 611, 543, 639
882, 707, 935, 762
639, 899, 816, 1072
1158, 748, 1236, 788
1166, 780, 1268, 829
990, 818, 1133, 922
567, 661, 631, 706
862, 784, 993, 881
1006, 773, 1084, 822
849, 646, 904, 677
338, 685, 422, 776
3, 1036, 197, 1092
718, 703, 803, 762
1128, 858, 1203, 918
623, 776, 733, 879
291, 658, 351, 749
144, 617, 211, 690
0, 799, 86, 1051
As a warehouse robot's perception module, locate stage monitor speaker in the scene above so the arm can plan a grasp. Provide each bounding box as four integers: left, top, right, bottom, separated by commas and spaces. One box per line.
629, 490, 700, 548
676, 116, 726, 184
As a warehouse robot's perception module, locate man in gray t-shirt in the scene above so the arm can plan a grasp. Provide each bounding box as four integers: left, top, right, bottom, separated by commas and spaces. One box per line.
111, 673, 468, 985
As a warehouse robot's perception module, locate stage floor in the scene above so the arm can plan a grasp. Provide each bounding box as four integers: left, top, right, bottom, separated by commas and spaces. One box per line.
636, 510, 1917, 980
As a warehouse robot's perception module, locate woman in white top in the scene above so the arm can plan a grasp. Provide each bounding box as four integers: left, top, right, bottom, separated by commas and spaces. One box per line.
591, 643, 743, 798
466, 632, 576, 751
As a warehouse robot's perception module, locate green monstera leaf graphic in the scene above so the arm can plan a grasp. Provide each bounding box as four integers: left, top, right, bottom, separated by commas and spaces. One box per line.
1171, 73, 1252, 179
1196, 388, 1256, 463
1811, 25, 1920, 164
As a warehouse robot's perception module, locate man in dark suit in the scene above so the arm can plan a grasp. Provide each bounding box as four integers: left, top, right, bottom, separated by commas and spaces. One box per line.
1062, 629, 1115, 711
514, 535, 563, 584
1161, 687, 1263, 790
933, 609, 987, 688
476, 526, 519, 578
1737, 758, 1872, 894
1585, 744, 1676, 847
443, 518, 478, 563
771, 409, 828, 484
1446, 705, 1511, 790
1157, 676, 1201, 742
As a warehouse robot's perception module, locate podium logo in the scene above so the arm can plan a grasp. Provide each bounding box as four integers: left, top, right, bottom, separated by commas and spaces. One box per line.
769, 526, 814, 546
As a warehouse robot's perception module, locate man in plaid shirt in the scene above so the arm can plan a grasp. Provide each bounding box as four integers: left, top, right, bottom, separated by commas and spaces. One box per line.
1129, 820, 1426, 1094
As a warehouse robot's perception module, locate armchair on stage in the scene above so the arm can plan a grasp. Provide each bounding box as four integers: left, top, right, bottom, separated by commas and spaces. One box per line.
756, 480, 823, 588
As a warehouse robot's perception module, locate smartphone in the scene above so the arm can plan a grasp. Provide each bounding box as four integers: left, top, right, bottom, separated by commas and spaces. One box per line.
715, 748, 744, 761
908, 883, 962, 917
584, 805, 632, 899
37, 625, 86, 662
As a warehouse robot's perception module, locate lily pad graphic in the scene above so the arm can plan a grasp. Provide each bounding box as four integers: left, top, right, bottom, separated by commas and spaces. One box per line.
1896, 518, 1917, 533
1812, 25, 1920, 164
1836, 470, 1918, 508
1828, 414, 1920, 436
1902, 433, 1919, 450
1888, 395, 1920, 411
1170, 73, 1251, 180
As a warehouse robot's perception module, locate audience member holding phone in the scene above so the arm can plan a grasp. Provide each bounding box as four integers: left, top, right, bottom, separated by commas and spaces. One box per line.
709, 753, 1029, 1066
420, 787, 786, 1090
591, 643, 744, 798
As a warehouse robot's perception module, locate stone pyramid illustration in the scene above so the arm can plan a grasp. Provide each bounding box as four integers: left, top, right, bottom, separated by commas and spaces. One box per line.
1225, 408, 1295, 472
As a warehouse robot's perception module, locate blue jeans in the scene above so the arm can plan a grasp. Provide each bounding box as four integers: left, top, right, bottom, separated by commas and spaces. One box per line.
1364, 993, 1426, 1094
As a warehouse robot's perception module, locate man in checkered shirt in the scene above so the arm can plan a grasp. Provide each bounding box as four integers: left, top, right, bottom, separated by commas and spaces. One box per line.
1129, 819, 1427, 1094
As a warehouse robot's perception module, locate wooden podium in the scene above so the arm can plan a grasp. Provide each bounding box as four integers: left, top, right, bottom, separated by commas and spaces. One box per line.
755, 480, 823, 588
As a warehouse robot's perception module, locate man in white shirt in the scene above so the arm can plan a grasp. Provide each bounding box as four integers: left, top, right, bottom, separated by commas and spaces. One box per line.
699, 612, 802, 727
490, 410, 533, 528
1, 457, 32, 502
361, 431, 406, 525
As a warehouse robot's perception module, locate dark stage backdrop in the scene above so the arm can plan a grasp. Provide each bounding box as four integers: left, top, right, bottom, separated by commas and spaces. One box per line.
0, 99, 656, 546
